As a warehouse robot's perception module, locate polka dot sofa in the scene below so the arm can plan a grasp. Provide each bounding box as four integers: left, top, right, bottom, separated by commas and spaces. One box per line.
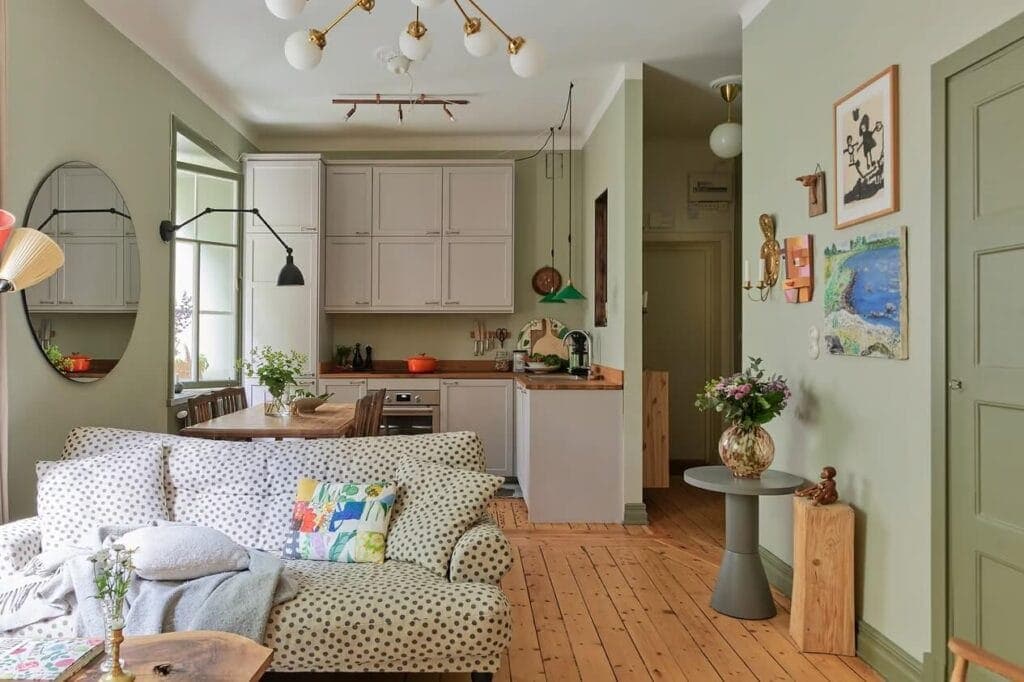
0, 427, 514, 680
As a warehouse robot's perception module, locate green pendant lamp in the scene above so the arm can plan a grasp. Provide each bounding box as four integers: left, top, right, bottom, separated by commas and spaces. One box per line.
554, 82, 586, 302
540, 126, 564, 304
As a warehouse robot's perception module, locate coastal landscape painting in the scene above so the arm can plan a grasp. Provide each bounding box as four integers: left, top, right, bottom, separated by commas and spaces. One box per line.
823, 226, 907, 359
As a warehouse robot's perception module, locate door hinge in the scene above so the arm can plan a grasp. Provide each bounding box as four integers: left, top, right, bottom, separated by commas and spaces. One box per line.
948, 379, 963, 391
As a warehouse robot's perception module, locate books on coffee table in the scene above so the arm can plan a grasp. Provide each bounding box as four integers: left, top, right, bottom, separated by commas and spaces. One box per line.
0, 638, 103, 681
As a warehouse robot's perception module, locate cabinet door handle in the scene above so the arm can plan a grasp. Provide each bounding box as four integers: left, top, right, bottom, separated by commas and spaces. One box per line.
425, 300, 440, 305
58, 300, 74, 305
301, 226, 317, 232
446, 230, 461, 235
443, 380, 459, 386
354, 231, 370, 235
425, 231, 441, 235
444, 301, 460, 305
355, 300, 370, 305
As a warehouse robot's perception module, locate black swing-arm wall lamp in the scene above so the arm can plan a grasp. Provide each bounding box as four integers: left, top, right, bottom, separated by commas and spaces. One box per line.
160, 208, 304, 286
37, 207, 132, 232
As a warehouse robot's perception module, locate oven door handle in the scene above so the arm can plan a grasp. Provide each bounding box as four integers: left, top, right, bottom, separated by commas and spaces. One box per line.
383, 405, 438, 415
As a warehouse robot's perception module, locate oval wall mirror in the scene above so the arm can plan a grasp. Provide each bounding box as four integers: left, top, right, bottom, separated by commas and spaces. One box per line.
21, 162, 140, 382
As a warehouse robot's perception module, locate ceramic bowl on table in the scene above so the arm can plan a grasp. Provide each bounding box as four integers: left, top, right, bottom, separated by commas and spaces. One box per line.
291, 397, 327, 415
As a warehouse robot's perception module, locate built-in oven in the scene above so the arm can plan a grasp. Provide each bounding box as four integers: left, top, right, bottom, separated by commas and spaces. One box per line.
381, 389, 440, 436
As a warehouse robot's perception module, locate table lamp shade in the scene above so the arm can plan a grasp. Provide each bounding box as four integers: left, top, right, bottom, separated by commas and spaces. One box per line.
0, 227, 65, 293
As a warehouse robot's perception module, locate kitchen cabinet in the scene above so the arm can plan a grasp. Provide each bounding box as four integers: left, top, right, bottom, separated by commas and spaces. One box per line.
56, 237, 125, 310
124, 237, 140, 307
441, 236, 513, 311
57, 165, 125, 237
443, 165, 514, 236
317, 379, 367, 404
243, 232, 318, 376
325, 166, 372, 236
515, 386, 624, 523
373, 167, 443, 236
244, 157, 322, 234
441, 379, 514, 477
323, 237, 371, 311
372, 236, 441, 311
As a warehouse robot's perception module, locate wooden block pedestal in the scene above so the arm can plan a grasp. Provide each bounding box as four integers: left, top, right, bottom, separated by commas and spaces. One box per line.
790, 496, 855, 655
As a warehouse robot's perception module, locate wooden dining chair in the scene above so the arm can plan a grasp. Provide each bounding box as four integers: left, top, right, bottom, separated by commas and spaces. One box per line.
213, 387, 248, 416
949, 638, 1024, 681
186, 393, 219, 426
351, 389, 385, 437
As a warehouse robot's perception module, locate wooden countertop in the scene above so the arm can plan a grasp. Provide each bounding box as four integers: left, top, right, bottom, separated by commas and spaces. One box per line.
318, 361, 623, 391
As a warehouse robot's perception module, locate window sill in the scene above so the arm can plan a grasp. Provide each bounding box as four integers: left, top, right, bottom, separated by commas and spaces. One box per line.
167, 386, 230, 407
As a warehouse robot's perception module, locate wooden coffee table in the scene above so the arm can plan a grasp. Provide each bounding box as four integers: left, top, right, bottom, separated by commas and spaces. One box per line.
71, 631, 273, 681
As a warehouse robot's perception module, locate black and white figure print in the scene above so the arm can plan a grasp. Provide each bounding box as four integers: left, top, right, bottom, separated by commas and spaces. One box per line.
834, 65, 900, 229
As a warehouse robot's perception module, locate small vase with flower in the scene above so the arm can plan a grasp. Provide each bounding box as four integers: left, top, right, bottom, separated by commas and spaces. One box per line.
90, 544, 136, 682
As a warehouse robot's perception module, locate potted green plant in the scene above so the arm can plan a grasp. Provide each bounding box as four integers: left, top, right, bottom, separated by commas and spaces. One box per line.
238, 346, 308, 416
695, 357, 791, 478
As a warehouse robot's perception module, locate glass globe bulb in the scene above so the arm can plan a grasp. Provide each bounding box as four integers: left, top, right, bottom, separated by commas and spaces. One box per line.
284, 29, 323, 70
709, 121, 742, 158
399, 28, 433, 61
509, 38, 544, 78
411, 0, 447, 6
464, 23, 499, 57
265, 0, 306, 20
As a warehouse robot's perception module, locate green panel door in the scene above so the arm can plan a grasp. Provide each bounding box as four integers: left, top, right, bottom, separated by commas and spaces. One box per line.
948, 37, 1024, 677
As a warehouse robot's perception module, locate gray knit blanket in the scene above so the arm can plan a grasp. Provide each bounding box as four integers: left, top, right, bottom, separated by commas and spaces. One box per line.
1, 525, 296, 643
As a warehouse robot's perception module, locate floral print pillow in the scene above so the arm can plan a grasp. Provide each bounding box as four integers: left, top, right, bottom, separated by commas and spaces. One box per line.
281, 478, 397, 563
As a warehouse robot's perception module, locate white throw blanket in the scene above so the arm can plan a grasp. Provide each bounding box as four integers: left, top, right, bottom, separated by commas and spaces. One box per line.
0, 525, 296, 642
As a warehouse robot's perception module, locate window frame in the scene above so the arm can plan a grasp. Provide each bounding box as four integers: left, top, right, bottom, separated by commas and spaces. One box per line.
169, 118, 244, 391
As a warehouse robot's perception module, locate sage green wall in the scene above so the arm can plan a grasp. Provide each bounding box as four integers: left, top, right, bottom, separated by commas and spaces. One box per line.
581, 79, 644, 508
4, 0, 256, 519
743, 0, 1024, 661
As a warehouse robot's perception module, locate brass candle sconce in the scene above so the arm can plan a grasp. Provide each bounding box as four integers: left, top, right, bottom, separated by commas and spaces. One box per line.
743, 213, 781, 302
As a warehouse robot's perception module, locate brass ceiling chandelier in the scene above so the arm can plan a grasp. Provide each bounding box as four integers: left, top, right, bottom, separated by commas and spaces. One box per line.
266, 0, 544, 77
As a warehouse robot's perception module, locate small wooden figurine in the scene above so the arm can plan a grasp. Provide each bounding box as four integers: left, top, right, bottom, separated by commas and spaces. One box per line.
795, 168, 827, 217
795, 466, 838, 505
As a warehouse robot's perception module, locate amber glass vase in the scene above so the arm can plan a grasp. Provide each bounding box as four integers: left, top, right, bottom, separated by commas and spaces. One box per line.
718, 424, 775, 478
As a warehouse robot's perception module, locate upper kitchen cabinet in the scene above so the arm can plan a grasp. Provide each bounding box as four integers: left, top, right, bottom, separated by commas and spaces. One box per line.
323, 237, 371, 311
443, 165, 514, 236
244, 156, 322, 234
373, 166, 443, 236
372, 236, 441, 311
441, 236, 513, 311
57, 237, 125, 310
57, 164, 126, 237
325, 166, 372, 236
244, 232, 319, 375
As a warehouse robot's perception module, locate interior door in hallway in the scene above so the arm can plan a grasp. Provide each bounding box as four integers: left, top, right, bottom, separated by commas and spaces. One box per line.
948, 35, 1024, 671
643, 240, 729, 464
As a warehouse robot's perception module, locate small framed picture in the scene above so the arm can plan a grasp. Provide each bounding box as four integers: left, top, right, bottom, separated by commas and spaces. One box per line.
833, 65, 899, 229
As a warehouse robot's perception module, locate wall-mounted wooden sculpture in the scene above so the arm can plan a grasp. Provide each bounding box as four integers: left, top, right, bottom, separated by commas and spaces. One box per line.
783, 234, 814, 303
795, 166, 827, 217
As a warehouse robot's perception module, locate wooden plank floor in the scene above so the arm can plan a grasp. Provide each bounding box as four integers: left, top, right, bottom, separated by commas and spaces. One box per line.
269, 481, 880, 681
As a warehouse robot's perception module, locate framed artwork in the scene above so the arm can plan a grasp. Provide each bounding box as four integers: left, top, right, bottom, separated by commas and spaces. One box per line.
783, 234, 813, 303
822, 226, 908, 360
833, 65, 899, 229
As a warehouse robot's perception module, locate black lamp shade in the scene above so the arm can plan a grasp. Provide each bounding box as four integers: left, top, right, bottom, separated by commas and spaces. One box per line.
277, 253, 305, 286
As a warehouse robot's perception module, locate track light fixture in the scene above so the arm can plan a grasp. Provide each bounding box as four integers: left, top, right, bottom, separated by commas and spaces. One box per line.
398, 103, 404, 125
332, 95, 468, 125
443, 104, 455, 122
345, 103, 357, 120
271, 0, 542, 77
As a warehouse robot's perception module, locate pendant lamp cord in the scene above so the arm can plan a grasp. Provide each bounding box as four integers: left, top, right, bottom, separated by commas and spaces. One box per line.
559, 82, 575, 281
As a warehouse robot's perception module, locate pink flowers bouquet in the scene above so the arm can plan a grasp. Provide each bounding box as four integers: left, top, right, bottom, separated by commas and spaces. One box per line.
695, 357, 791, 431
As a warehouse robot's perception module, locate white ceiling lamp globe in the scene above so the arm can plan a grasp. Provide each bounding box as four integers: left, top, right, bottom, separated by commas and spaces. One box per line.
284, 29, 324, 70
411, 0, 447, 6
464, 21, 499, 57
509, 38, 543, 78
709, 121, 742, 158
265, 0, 306, 20
399, 27, 433, 61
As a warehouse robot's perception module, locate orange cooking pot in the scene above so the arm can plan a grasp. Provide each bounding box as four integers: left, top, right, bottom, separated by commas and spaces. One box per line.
66, 354, 91, 373
406, 354, 438, 374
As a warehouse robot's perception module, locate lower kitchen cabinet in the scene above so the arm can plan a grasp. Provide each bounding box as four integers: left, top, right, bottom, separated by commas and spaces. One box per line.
317, 379, 368, 404
515, 384, 624, 523
441, 379, 514, 477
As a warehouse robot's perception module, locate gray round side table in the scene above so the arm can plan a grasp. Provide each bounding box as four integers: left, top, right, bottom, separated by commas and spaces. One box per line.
683, 465, 804, 620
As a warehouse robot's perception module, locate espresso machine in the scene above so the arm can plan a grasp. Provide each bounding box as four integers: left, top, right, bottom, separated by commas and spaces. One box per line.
563, 329, 593, 377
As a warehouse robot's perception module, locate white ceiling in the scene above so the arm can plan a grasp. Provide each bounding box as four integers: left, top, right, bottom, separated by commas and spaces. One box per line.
84, 0, 745, 148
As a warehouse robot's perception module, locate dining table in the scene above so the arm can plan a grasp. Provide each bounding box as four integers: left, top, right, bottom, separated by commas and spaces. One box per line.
179, 403, 356, 440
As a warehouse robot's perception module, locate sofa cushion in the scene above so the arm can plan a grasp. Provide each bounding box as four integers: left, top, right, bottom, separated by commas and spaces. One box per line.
61, 427, 163, 461
386, 457, 503, 577
282, 478, 396, 563
264, 558, 511, 673
120, 523, 249, 580
164, 438, 264, 549
257, 432, 486, 551
36, 445, 168, 551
